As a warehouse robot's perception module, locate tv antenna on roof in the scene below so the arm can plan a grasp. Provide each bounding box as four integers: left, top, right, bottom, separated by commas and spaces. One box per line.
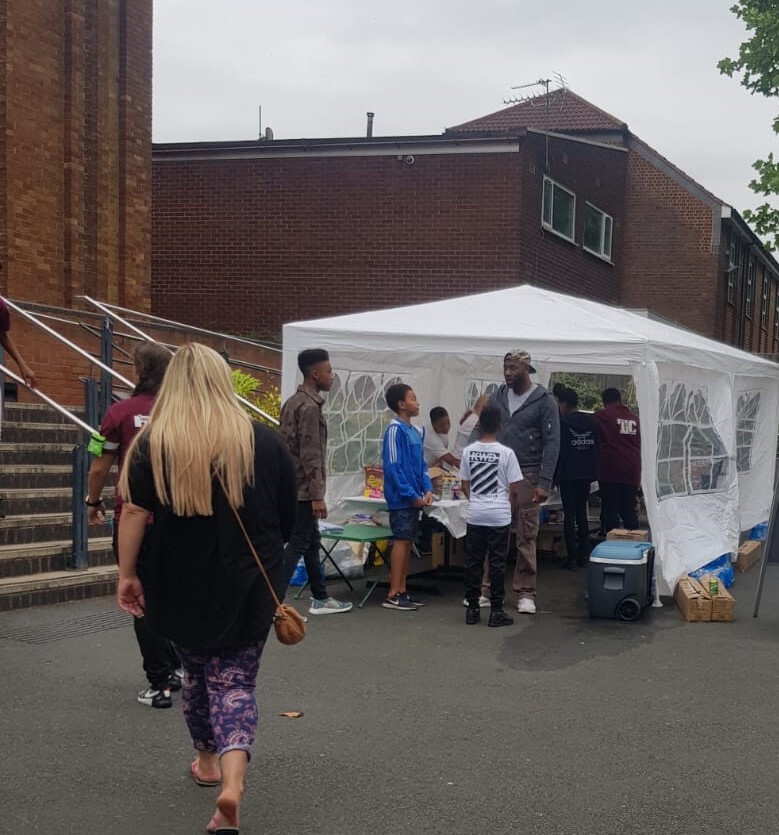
503, 73, 568, 171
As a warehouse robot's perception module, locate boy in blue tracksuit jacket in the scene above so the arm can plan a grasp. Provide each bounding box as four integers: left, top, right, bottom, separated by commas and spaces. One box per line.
381, 383, 433, 612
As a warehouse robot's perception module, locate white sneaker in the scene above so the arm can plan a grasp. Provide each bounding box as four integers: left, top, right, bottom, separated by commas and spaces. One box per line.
309, 597, 353, 615
462, 596, 491, 608
517, 598, 536, 614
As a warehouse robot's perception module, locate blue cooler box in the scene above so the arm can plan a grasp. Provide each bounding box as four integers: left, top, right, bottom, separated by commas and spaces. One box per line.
588, 540, 655, 621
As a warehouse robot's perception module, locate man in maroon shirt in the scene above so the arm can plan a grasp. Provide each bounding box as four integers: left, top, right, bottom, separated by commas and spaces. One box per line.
0, 296, 37, 388
86, 342, 179, 708
594, 388, 641, 532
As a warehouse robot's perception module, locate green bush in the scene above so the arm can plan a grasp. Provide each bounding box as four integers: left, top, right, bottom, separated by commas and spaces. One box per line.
231, 368, 281, 427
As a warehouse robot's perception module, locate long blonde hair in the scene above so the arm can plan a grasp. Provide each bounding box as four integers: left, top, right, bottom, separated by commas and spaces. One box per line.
119, 342, 255, 516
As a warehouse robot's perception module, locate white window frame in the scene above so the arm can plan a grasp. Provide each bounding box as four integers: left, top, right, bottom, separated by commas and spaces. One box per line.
746, 261, 755, 318
656, 381, 729, 500
736, 390, 761, 474
541, 176, 576, 243
774, 282, 779, 345
582, 201, 613, 262
323, 370, 403, 475
727, 242, 737, 305
761, 272, 769, 330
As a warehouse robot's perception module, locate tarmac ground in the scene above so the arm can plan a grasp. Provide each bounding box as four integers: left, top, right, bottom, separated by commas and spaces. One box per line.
2, 555, 779, 835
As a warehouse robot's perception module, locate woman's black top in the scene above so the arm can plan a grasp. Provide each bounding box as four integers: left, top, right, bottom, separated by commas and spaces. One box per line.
126, 423, 297, 651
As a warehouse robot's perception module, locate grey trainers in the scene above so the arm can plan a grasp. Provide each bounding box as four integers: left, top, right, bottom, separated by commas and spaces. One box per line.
137, 687, 172, 708
309, 597, 353, 615
461, 595, 490, 608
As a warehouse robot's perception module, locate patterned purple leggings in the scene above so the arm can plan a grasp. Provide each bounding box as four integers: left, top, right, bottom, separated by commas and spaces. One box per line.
176, 642, 265, 761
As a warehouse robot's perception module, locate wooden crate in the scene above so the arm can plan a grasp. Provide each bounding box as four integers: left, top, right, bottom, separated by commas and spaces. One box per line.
735, 540, 762, 573
674, 576, 712, 622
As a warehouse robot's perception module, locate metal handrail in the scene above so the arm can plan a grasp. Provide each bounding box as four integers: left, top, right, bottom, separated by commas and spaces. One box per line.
79, 296, 280, 426
77, 296, 281, 353
2, 297, 134, 389
0, 362, 98, 435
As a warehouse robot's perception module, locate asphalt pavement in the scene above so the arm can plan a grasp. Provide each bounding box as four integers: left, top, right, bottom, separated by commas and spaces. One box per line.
2, 558, 779, 835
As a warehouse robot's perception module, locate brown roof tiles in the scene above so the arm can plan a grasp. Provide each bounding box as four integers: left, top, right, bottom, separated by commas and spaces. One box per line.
447, 90, 627, 135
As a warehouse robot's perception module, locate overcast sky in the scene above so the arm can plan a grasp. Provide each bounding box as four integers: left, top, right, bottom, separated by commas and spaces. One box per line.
153, 0, 778, 217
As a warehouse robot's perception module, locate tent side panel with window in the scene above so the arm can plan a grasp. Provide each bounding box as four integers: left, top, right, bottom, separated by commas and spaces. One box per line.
282, 285, 779, 593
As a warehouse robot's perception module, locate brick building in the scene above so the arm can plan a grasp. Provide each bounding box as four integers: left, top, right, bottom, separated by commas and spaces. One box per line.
151, 91, 779, 353
1, 0, 153, 400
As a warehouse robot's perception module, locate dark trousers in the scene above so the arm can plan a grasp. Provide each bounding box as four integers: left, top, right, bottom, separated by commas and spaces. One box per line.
284, 500, 327, 600
560, 478, 592, 564
599, 482, 639, 532
114, 525, 179, 690
464, 523, 511, 607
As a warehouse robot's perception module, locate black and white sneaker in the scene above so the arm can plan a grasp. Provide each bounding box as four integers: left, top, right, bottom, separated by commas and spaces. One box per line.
405, 593, 427, 607
382, 593, 418, 611
168, 668, 184, 692
137, 687, 173, 708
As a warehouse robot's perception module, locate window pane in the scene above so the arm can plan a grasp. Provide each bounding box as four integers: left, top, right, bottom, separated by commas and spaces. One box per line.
542, 179, 553, 226
603, 216, 612, 258
583, 204, 601, 252
552, 186, 574, 238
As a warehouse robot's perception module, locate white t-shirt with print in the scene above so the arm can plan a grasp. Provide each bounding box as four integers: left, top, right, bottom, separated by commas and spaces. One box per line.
459, 440, 523, 526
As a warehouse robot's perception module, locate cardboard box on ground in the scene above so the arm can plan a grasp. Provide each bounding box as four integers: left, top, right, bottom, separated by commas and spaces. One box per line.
735, 540, 762, 573
674, 575, 734, 622
606, 529, 651, 542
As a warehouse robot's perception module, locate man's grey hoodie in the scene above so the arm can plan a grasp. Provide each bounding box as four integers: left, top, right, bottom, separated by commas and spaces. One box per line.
477, 384, 560, 492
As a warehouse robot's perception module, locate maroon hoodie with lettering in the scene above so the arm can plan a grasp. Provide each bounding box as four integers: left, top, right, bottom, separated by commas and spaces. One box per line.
594, 404, 641, 487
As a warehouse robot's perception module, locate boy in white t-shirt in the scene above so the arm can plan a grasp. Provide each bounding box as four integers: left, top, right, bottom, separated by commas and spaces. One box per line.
459, 404, 523, 627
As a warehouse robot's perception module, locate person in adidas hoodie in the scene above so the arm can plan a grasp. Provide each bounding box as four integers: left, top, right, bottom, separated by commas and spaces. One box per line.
479, 350, 560, 614
556, 387, 598, 570
381, 383, 433, 611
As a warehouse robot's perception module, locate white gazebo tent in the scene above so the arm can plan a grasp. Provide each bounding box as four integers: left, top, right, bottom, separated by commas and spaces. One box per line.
282, 285, 779, 592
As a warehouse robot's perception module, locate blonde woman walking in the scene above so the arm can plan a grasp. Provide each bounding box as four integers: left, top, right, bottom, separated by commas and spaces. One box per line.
117, 343, 297, 835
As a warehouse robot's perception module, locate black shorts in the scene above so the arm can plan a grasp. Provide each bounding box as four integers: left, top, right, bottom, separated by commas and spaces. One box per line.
389, 507, 420, 541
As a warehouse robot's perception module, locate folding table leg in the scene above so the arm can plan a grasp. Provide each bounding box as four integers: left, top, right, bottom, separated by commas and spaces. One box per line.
324, 551, 354, 592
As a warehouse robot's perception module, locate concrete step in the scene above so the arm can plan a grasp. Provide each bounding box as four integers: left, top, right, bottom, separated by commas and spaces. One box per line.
2, 421, 83, 444
0, 465, 77, 489
0, 536, 114, 579
0, 512, 113, 547
0, 564, 118, 611
0, 442, 83, 466
0, 487, 116, 516
3, 402, 84, 425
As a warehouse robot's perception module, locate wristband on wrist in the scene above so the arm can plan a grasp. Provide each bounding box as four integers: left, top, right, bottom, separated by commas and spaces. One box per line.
85, 497, 104, 507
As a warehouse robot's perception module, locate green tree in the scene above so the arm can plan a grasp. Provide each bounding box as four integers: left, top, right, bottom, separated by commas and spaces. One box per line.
719, 0, 779, 249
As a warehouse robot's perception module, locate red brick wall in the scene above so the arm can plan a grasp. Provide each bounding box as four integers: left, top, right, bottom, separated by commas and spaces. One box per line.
517, 132, 625, 303
152, 152, 525, 338
152, 140, 627, 338
621, 150, 719, 336
0, 0, 152, 311
0, 0, 152, 405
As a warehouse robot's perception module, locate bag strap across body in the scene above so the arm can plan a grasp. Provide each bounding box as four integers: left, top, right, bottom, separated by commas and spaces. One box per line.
213, 469, 283, 610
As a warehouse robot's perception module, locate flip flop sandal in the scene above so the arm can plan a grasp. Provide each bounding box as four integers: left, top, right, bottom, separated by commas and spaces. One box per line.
206, 817, 239, 835
190, 759, 220, 788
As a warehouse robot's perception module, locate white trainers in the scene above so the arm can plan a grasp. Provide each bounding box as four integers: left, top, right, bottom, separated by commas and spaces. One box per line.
517, 598, 536, 614
462, 596, 491, 608
309, 597, 353, 615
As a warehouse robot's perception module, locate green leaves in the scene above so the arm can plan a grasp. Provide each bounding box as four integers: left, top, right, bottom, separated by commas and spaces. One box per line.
719, 0, 779, 249
231, 368, 281, 426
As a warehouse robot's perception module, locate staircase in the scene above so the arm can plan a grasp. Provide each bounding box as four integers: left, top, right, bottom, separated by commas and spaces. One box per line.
0, 402, 116, 611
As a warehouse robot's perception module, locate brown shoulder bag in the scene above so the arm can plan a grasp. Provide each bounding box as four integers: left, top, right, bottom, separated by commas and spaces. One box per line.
215, 471, 306, 646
